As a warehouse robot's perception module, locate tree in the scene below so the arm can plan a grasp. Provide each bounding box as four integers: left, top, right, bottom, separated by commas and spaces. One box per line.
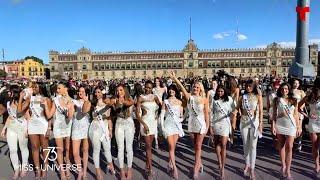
24, 56, 44, 64
0, 69, 7, 78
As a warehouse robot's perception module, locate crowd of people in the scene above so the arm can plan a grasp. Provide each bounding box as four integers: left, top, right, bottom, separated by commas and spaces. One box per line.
0, 71, 319, 180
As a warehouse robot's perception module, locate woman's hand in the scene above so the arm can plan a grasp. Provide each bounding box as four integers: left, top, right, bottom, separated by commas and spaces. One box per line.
209, 127, 214, 136
143, 123, 150, 135
296, 127, 302, 137
0, 128, 6, 138
108, 129, 113, 139
259, 124, 263, 134
45, 127, 52, 138
272, 126, 277, 136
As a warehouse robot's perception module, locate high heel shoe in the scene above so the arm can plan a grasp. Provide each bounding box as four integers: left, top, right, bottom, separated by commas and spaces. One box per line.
280, 166, 287, 178
243, 168, 250, 177
107, 165, 116, 175
12, 170, 19, 180
167, 162, 173, 174
199, 164, 204, 173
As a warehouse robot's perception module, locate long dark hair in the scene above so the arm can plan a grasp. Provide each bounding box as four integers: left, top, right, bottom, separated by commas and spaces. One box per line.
9, 85, 21, 103
154, 77, 164, 88
166, 84, 181, 100
32, 82, 50, 97
244, 79, 258, 95
308, 77, 320, 102
92, 85, 106, 107
133, 83, 144, 98
276, 82, 296, 105
214, 85, 229, 102
115, 84, 131, 100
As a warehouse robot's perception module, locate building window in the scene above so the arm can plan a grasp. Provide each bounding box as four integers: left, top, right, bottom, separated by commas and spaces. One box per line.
230, 62, 234, 67
143, 71, 147, 75
132, 71, 136, 75
152, 64, 156, 68
248, 68, 252, 73
256, 68, 260, 73
110, 64, 114, 69
122, 71, 125, 76
241, 68, 245, 73
312, 60, 316, 65
178, 63, 182, 68
64, 66, 68, 71
121, 64, 125, 69
157, 63, 161, 68
153, 70, 156, 75
137, 64, 141, 69
22, 67, 24, 71
101, 72, 105, 76
203, 69, 207, 74
199, 62, 203, 68
82, 65, 87, 70
94, 65, 99, 70
51, 66, 55, 71
216, 62, 220, 67
29, 67, 31, 71
241, 61, 245, 67
163, 64, 167, 68
283, 68, 287, 72
188, 62, 193, 68
95, 72, 98, 76
147, 64, 151, 69
272, 60, 276, 65
100, 65, 105, 70
132, 64, 136, 69
69, 66, 73, 71
230, 69, 234, 73
168, 63, 172, 68
22, 73, 24, 76
212, 69, 215, 74
224, 62, 228, 67
282, 61, 287, 66
116, 64, 120, 69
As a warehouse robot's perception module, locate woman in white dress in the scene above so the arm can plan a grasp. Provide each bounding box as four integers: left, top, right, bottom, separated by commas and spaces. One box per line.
160, 84, 184, 180
71, 86, 91, 180
136, 80, 161, 179
291, 79, 305, 152
271, 83, 301, 179
234, 79, 263, 180
18, 82, 52, 179
110, 84, 135, 180
210, 85, 235, 179
170, 71, 209, 180
298, 78, 320, 176
89, 86, 115, 180
44, 81, 75, 180
0, 85, 29, 179
153, 77, 166, 149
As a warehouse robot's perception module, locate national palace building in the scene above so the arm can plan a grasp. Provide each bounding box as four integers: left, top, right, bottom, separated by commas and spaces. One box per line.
49, 39, 319, 79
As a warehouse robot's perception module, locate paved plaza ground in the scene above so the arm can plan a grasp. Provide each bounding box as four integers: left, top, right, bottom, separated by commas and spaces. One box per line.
0, 109, 317, 180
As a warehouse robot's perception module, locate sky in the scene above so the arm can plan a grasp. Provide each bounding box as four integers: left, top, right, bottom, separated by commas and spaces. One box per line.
1, 0, 320, 63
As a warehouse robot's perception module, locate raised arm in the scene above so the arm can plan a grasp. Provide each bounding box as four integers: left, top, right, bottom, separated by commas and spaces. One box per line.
169, 71, 190, 100
17, 92, 30, 118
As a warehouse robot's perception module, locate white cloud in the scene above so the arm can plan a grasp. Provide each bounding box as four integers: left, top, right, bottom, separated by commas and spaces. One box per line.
74, 39, 87, 44
213, 33, 224, 39
255, 45, 268, 48
254, 38, 320, 48
237, 33, 247, 41
213, 30, 247, 41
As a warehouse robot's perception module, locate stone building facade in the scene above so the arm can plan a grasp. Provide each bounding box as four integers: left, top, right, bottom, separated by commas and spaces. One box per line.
49, 40, 318, 79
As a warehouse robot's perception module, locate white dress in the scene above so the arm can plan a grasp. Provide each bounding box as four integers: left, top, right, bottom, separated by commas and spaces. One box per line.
28, 95, 48, 135
308, 100, 320, 133
211, 96, 234, 137
53, 96, 73, 138
275, 98, 297, 136
6, 102, 28, 133
187, 95, 206, 134
89, 104, 111, 141
71, 99, 90, 140
163, 99, 184, 138
140, 95, 159, 136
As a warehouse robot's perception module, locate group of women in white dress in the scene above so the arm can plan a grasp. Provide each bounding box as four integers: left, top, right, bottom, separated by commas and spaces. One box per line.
0, 74, 320, 180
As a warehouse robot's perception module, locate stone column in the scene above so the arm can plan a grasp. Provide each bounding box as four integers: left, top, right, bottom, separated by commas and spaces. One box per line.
289, 0, 315, 79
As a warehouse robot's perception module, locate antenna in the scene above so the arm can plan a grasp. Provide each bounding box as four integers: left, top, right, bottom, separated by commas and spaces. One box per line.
189, 17, 192, 40
235, 18, 240, 43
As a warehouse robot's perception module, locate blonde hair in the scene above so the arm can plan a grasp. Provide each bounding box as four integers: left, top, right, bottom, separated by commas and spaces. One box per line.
192, 81, 206, 98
